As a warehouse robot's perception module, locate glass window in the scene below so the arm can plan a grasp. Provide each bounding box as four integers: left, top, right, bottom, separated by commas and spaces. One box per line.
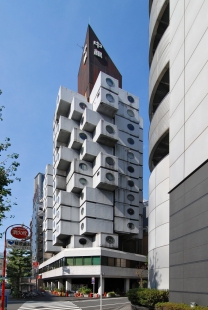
127, 152, 134, 159
79, 178, 88, 185
108, 257, 115, 266
75, 257, 83, 266
101, 256, 108, 266
106, 78, 114, 87
128, 95, 134, 103
106, 125, 114, 134
106, 173, 115, 181
92, 256, 100, 265
127, 109, 135, 117
128, 180, 134, 187
79, 102, 87, 110
79, 133, 87, 140
83, 257, 91, 265
127, 222, 135, 230
127, 194, 135, 201
79, 238, 87, 245
81, 208, 84, 215
66, 257, 74, 266
115, 258, 121, 267
106, 93, 114, 103
106, 157, 115, 166
127, 208, 135, 215
121, 259, 126, 268
128, 166, 134, 173
79, 163, 88, 171
81, 223, 84, 230
127, 138, 134, 145
127, 124, 135, 131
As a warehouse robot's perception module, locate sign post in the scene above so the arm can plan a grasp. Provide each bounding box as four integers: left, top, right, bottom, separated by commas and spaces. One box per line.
1, 224, 31, 310
91, 277, 95, 297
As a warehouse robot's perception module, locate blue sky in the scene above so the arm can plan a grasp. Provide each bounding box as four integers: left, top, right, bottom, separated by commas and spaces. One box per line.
0, 0, 149, 250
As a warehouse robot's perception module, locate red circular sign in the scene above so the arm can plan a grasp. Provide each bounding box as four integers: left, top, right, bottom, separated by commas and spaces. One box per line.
10, 227, 29, 239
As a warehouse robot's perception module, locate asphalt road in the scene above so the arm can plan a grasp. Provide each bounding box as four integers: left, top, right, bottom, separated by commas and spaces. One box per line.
7, 292, 131, 310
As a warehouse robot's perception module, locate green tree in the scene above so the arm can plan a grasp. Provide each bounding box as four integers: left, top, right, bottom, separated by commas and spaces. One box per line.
6, 249, 32, 291
0, 90, 20, 228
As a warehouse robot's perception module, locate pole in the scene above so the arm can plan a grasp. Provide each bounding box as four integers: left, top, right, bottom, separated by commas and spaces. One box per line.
1, 224, 31, 310
100, 273, 102, 310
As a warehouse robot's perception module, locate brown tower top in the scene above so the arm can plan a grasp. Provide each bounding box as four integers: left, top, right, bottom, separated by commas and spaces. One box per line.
78, 25, 122, 101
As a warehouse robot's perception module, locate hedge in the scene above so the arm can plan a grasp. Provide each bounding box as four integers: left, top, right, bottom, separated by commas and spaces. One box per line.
156, 302, 208, 310
127, 288, 169, 307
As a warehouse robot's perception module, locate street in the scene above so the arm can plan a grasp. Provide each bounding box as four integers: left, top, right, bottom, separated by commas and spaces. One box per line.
7, 292, 130, 310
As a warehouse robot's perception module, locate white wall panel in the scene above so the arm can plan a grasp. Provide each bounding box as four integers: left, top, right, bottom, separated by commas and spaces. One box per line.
80, 218, 113, 235
80, 202, 113, 221
169, 153, 184, 190
169, 126, 184, 166
80, 187, 114, 207
156, 223, 169, 248
170, 101, 184, 141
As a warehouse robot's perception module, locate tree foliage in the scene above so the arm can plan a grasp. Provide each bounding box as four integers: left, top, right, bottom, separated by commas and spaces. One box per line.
0, 90, 20, 227
7, 249, 32, 290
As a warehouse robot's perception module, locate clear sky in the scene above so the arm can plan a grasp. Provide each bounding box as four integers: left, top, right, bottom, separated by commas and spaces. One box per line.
0, 0, 149, 250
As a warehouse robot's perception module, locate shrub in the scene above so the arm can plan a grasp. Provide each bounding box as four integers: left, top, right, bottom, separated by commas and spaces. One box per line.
78, 286, 92, 294
107, 291, 116, 297
155, 302, 208, 310
127, 288, 169, 307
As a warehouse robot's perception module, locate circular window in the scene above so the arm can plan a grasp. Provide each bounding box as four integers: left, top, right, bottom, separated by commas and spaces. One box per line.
106, 157, 115, 166
128, 180, 134, 187
127, 109, 135, 117
79, 102, 87, 110
127, 138, 134, 145
128, 166, 135, 173
128, 95, 134, 103
106, 125, 114, 134
127, 208, 135, 215
79, 163, 88, 171
106, 93, 114, 103
81, 208, 84, 215
127, 124, 135, 131
127, 222, 135, 230
79, 238, 87, 245
80, 117, 84, 125
127, 152, 134, 159
106, 173, 115, 181
127, 194, 135, 201
106, 78, 114, 87
79, 133, 87, 140
106, 236, 115, 244
79, 178, 88, 185
81, 223, 84, 230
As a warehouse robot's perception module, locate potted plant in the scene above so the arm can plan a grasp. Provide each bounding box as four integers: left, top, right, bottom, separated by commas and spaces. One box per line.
107, 291, 116, 297
78, 286, 92, 297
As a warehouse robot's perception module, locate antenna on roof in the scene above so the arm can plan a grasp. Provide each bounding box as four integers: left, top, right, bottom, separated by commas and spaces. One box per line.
77, 44, 83, 50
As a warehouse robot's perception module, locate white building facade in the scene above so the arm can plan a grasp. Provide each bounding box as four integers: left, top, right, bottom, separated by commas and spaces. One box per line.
39, 66, 145, 292
148, 0, 208, 305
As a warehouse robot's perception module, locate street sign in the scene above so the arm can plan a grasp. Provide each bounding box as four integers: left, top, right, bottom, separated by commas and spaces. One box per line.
91, 277, 95, 284
10, 226, 29, 239
6, 239, 31, 250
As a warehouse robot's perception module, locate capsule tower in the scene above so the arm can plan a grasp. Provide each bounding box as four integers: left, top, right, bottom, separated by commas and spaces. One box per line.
41, 25, 145, 293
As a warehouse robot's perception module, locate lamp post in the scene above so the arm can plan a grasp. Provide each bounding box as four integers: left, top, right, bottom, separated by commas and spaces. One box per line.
100, 272, 104, 310
1, 224, 31, 310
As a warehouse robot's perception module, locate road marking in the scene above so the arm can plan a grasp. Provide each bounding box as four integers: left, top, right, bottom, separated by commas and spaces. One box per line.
74, 301, 130, 308
18, 301, 81, 310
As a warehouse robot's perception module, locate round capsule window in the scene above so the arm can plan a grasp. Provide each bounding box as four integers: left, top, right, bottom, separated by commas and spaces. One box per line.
127, 109, 135, 117
79, 238, 87, 245
127, 222, 135, 230
128, 95, 134, 103
79, 163, 88, 171
81, 208, 84, 215
127, 151, 134, 159
127, 208, 135, 215
128, 180, 134, 187
106, 125, 114, 134
106, 78, 114, 87
106, 93, 114, 103
106, 157, 115, 166
79, 178, 88, 185
127, 194, 135, 202
81, 223, 84, 230
106, 173, 115, 181
106, 236, 115, 244
128, 166, 135, 173
127, 138, 134, 145
79, 133, 87, 140
127, 123, 135, 131
79, 102, 87, 110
